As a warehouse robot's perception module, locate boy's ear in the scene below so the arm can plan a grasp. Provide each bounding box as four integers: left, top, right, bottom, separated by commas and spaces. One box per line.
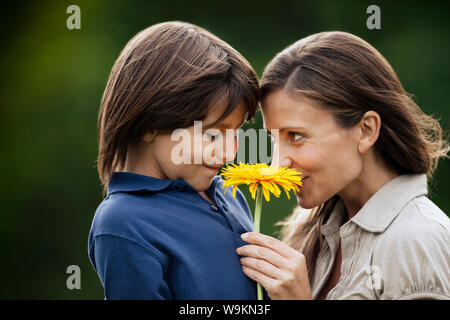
142, 132, 158, 143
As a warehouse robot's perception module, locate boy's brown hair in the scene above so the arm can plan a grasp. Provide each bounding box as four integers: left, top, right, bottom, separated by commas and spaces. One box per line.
97, 21, 260, 192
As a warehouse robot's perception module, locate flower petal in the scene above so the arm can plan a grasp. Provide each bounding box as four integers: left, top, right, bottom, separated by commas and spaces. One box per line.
249, 182, 259, 200
262, 185, 271, 202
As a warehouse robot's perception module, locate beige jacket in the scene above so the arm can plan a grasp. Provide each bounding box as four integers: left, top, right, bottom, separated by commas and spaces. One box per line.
310, 174, 450, 300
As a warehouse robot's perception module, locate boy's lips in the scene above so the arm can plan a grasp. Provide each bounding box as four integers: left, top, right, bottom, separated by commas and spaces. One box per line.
204, 165, 222, 173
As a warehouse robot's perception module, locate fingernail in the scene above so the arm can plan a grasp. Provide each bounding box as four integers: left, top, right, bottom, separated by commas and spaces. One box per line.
241, 233, 248, 239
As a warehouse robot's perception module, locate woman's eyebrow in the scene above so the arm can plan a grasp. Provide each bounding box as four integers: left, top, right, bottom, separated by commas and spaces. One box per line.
266, 126, 309, 134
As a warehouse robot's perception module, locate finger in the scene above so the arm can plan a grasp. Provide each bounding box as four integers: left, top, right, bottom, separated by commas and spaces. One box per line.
240, 257, 288, 280
237, 245, 290, 269
241, 265, 277, 292
241, 232, 300, 258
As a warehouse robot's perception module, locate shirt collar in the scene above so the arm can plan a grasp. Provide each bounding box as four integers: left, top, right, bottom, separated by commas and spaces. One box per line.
107, 172, 175, 195
320, 198, 347, 237
107, 172, 221, 196
321, 174, 428, 235
350, 173, 428, 233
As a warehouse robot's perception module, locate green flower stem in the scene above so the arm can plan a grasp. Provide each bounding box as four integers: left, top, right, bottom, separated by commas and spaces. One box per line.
254, 186, 263, 300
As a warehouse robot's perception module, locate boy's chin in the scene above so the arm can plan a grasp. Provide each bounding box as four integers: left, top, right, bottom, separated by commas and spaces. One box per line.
189, 177, 215, 193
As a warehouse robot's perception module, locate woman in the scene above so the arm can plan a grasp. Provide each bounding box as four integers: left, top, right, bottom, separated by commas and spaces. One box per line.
237, 31, 450, 299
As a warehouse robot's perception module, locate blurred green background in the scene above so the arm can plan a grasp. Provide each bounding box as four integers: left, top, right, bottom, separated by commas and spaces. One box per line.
1, 0, 448, 299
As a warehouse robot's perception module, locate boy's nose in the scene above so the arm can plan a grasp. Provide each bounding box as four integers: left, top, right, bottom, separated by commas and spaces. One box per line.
223, 144, 237, 163
207, 140, 236, 165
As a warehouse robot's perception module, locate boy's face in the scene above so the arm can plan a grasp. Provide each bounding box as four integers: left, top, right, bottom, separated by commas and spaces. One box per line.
133, 100, 248, 192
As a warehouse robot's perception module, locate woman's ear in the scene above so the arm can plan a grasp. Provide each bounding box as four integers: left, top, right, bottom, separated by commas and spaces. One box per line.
142, 131, 158, 143
358, 111, 381, 154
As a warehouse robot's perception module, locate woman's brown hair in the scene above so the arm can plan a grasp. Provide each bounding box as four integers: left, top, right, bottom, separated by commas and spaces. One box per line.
97, 21, 259, 192
260, 31, 449, 280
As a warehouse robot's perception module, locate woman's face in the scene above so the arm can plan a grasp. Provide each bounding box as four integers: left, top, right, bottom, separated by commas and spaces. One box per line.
262, 89, 363, 209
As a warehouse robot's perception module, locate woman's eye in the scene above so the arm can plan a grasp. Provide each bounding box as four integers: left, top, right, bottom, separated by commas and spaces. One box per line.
289, 132, 304, 142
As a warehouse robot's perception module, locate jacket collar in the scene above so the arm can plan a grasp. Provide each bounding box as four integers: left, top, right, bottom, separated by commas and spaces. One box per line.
320, 199, 346, 236
321, 174, 428, 235
350, 174, 428, 233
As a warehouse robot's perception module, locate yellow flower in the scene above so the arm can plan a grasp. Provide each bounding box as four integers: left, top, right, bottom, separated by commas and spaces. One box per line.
220, 163, 303, 201
220, 163, 303, 300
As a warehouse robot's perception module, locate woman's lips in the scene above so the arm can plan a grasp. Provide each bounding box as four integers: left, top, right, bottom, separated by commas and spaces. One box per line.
298, 176, 309, 192
302, 176, 309, 184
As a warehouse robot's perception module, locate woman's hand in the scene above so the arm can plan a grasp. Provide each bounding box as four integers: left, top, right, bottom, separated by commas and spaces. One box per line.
237, 232, 313, 300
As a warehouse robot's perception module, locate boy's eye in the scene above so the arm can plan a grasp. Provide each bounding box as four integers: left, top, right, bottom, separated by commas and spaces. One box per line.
204, 131, 222, 140
288, 132, 304, 142
205, 132, 218, 139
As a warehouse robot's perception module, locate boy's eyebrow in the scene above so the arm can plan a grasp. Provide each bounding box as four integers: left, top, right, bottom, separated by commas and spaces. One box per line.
203, 119, 246, 130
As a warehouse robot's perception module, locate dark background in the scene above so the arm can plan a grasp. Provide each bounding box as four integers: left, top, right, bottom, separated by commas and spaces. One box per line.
1, 0, 448, 299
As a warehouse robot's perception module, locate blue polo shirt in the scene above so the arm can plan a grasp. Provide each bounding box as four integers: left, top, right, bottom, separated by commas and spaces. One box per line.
88, 172, 258, 299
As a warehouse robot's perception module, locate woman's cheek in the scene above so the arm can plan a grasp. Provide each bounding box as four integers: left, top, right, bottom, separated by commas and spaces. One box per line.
294, 145, 324, 173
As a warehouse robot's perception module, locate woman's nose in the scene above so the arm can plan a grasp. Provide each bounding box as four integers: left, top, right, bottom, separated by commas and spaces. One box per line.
270, 142, 292, 168
279, 158, 292, 168
271, 157, 292, 168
